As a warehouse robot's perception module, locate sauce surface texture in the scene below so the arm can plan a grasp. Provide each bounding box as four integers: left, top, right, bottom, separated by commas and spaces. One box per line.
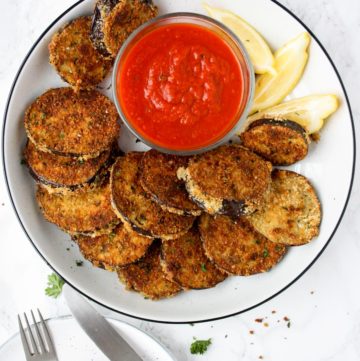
117, 23, 244, 150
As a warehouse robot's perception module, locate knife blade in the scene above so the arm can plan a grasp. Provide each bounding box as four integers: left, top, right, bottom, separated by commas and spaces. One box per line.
63, 284, 143, 361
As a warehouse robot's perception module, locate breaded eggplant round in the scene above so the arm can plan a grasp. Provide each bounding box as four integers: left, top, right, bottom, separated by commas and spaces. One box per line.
74, 223, 153, 270
91, 0, 158, 58
199, 214, 286, 276
240, 119, 309, 165
177, 145, 272, 217
247, 169, 321, 246
49, 16, 112, 90
118, 241, 181, 300
24, 88, 120, 158
24, 141, 111, 189
110, 153, 195, 240
36, 177, 119, 236
161, 227, 227, 289
140, 150, 201, 216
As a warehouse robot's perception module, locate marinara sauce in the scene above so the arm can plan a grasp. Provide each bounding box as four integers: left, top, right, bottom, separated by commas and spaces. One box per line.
116, 23, 245, 151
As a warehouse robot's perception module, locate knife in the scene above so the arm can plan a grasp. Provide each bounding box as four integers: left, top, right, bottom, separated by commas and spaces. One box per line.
63, 284, 143, 361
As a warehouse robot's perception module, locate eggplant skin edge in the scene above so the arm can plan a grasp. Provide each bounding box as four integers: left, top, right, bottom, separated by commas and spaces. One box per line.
240, 119, 309, 166
90, 0, 158, 58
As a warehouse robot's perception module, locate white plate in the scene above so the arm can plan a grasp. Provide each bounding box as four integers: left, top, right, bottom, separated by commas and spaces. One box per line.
0, 316, 175, 360
2, 0, 355, 323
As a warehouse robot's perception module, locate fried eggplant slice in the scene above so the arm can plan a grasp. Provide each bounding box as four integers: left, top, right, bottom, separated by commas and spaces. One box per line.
199, 214, 286, 276
177, 145, 272, 217
111, 153, 195, 240
24, 88, 120, 158
247, 169, 321, 246
91, 0, 158, 58
36, 178, 119, 236
140, 150, 201, 216
74, 223, 152, 270
240, 119, 309, 165
161, 227, 227, 289
49, 16, 112, 90
24, 141, 111, 189
91, 0, 119, 58
118, 241, 181, 300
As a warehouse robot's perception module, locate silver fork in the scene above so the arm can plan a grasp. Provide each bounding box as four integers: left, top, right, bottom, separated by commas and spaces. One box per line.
18, 309, 58, 361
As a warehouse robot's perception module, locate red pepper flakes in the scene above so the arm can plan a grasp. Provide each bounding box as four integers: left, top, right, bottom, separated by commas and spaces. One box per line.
255, 318, 263, 323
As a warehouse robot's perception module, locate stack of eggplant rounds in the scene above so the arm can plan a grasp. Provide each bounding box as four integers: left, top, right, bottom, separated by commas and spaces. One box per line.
23, 1, 322, 301
112, 138, 320, 300
23, 85, 123, 238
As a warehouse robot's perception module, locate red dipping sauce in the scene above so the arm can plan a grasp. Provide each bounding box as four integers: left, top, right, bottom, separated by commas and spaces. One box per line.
115, 16, 252, 153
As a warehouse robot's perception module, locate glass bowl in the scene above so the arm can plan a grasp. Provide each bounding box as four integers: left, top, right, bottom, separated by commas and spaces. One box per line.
112, 12, 255, 155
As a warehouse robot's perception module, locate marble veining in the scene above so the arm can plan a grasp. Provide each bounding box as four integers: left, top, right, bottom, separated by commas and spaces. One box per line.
0, 0, 359, 360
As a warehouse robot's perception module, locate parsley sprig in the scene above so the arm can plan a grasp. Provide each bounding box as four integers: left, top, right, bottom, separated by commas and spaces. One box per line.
190, 338, 212, 355
45, 273, 64, 298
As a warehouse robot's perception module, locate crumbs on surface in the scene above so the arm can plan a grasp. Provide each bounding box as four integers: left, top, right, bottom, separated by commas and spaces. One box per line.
255, 318, 263, 323
310, 132, 320, 142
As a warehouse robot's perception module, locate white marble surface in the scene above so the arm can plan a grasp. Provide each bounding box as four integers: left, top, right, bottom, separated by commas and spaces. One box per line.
0, 0, 359, 360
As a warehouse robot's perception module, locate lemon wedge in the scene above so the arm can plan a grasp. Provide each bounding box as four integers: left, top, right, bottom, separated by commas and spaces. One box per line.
250, 32, 311, 114
245, 94, 339, 134
203, 3, 275, 75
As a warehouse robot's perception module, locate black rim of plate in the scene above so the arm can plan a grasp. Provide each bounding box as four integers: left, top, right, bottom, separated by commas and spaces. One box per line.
2, 0, 356, 324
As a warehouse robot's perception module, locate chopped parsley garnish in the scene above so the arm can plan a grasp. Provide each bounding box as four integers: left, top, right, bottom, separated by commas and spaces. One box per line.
190, 338, 212, 355
20, 159, 26, 165
263, 249, 269, 257
45, 273, 64, 298
200, 263, 207, 272
76, 260, 84, 267
59, 131, 65, 139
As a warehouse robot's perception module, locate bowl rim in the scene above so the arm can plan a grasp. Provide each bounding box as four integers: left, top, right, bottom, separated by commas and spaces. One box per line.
112, 12, 255, 155
1, 0, 356, 324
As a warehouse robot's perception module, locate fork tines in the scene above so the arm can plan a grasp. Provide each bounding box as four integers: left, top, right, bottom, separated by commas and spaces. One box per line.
18, 309, 56, 359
